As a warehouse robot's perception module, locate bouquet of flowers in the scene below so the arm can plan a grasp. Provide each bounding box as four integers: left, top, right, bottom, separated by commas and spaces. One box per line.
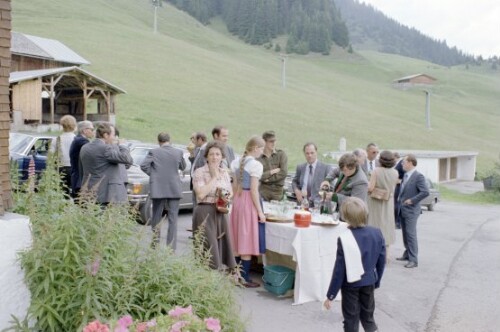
215, 187, 231, 214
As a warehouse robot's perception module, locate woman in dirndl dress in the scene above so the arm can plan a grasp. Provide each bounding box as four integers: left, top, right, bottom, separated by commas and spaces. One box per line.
230, 136, 266, 288
192, 141, 236, 270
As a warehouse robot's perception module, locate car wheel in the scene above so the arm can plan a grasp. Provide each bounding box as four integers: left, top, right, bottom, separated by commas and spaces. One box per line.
139, 196, 152, 225
427, 200, 435, 211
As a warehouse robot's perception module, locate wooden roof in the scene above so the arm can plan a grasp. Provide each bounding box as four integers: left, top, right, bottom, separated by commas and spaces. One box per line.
393, 73, 437, 83
9, 66, 125, 94
11, 32, 90, 65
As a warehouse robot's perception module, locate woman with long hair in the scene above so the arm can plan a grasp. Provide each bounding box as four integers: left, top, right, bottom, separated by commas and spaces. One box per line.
192, 141, 236, 270
230, 136, 266, 288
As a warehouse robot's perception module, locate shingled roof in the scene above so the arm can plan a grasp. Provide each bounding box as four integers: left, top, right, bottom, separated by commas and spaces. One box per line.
11, 31, 90, 65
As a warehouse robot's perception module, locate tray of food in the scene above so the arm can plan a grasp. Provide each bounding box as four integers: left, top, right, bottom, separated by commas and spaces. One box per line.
265, 214, 293, 223
311, 214, 340, 226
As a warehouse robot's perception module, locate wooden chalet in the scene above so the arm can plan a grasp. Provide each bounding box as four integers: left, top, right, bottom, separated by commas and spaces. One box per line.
9, 32, 125, 125
392, 73, 437, 89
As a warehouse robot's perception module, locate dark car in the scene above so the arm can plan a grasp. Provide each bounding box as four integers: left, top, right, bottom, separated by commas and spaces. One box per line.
9, 132, 56, 185
126, 142, 193, 224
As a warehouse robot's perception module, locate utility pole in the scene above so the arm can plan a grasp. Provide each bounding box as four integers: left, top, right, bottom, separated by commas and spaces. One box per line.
152, 0, 159, 34
424, 90, 431, 130
279, 54, 288, 88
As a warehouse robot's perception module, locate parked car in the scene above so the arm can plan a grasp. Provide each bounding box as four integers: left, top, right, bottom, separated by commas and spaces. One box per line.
9, 132, 56, 186
421, 178, 440, 211
126, 142, 193, 224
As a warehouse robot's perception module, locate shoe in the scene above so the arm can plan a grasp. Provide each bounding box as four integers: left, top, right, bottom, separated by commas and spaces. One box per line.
404, 262, 418, 268
243, 280, 260, 288
396, 256, 408, 261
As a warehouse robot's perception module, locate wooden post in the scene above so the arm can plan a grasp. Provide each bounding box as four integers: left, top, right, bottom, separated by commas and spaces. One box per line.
50, 76, 55, 124
82, 78, 87, 120
106, 91, 111, 120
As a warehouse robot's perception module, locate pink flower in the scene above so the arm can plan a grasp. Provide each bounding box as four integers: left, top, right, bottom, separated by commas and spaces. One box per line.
83, 320, 110, 332
147, 319, 157, 327
117, 315, 133, 327
169, 320, 189, 332
135, 322, 147, 332
204, 317, 221, 332
114, 315, 133, 332
168, 305, 193, 318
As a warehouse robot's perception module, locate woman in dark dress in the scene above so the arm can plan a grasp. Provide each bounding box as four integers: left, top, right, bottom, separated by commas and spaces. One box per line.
192, 141, 236, 270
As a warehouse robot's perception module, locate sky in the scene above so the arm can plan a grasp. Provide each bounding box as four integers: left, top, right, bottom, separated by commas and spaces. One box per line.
361, 0, 500, 58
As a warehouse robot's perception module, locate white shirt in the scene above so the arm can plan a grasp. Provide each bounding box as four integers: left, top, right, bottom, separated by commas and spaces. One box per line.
302, 160, 318, 192
50, 132, 76, 167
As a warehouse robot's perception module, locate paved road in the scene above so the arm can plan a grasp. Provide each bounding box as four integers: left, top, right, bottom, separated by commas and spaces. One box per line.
153, 201, 500, 332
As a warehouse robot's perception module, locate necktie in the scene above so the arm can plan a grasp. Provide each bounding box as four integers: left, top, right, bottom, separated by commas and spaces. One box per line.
306, 164, 313, 199
369, 161, 373, 172
399, 173, 409, 198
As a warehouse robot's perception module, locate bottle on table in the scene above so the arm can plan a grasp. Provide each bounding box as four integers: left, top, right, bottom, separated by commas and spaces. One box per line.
301, 197, 309, 211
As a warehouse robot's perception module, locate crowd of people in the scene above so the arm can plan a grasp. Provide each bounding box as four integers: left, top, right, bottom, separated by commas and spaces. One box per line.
53, 116, 430, 330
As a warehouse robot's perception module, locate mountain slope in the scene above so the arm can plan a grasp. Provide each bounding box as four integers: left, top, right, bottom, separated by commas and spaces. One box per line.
335, 0, 474, 66
12, 0, 500, 170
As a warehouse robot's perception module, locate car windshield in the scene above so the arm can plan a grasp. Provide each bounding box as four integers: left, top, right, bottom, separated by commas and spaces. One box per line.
130, 147, 151, 166
9, 133, 33, 154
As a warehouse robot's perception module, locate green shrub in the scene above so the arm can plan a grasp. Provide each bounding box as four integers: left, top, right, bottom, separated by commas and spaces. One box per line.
13, 158, 244, 331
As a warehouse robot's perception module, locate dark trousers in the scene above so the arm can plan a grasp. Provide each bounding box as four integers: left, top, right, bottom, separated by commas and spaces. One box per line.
400, 212, 419, 263
341, 285, 378, 332
151, 198, 180, 250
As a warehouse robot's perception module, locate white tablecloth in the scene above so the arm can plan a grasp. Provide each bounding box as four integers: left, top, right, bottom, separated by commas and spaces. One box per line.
265, 221, 348, 305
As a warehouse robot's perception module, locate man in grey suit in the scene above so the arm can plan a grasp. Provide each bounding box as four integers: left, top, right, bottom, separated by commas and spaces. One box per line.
292, 142, 333, 207
322, 153, 369, 217
141, 132, 186, 250
396, 154, 429, 268
361, 143, 380, 176
79, 122, 133, 204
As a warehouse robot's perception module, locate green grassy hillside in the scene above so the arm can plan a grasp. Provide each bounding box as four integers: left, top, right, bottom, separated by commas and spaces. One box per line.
12, 0, 500, 172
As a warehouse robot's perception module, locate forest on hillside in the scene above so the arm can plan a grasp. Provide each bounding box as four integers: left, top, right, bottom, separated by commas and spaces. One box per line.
167, 0, 349, 55
335, 0, 475, 66
163, 0, 484, 65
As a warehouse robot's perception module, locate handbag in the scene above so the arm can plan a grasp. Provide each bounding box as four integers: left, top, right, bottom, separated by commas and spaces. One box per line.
369, 169, 390, 200
215, 187, 230, 214
370, 187, 390, 200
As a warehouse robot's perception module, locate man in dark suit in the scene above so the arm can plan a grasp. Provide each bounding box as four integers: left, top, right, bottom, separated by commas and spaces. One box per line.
141, 132, 186, 250
292, 142, 333, 207
69, 120, 94, 199
393, 152, 405, 229
79, 122, 132, 204
397, 154, 429, 268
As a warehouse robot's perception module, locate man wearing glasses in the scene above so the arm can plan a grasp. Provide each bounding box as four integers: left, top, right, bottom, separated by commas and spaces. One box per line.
69, 120, 94, 199
362, 142, 380, 177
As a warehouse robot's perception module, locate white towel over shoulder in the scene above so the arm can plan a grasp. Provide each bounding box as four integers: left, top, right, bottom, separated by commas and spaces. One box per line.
339, 229, 364, 283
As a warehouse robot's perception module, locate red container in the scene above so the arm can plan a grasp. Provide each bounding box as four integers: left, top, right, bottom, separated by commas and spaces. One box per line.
294, 211, 311, 228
